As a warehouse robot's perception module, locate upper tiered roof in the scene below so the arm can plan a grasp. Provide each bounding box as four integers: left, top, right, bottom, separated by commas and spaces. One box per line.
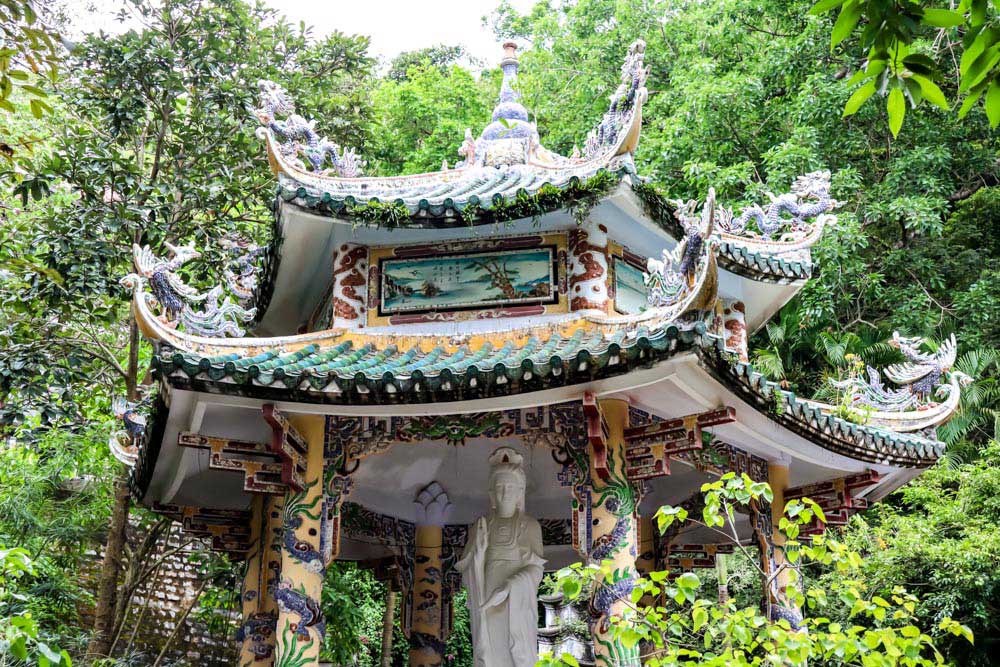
257, 41, 646, 222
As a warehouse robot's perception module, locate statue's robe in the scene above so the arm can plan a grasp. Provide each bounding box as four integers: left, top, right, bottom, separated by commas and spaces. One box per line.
457, 513, 545, 667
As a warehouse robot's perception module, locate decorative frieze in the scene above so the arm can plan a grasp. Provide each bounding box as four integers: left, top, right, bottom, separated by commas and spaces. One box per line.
569, 221, 610, 311
366, 234, 568, 325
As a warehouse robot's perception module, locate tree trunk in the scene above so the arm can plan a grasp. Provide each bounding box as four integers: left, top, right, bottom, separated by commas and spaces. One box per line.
85, 476, 132, 663
380, 588, 397, 667
87, 317, 141, 663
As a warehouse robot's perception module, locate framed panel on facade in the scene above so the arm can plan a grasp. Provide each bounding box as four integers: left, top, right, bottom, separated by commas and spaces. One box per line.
608, 242, 650, 315
367, 233, 569, 325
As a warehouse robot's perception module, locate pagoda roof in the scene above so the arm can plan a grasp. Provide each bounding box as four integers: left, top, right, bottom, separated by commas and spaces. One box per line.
254, 41, 649, 223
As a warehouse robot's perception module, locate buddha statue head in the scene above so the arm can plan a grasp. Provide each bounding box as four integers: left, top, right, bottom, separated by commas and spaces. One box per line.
488, 447, 526, 519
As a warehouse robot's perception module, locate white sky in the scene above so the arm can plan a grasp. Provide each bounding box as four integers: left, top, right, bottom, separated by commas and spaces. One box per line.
64, 0, 540, 67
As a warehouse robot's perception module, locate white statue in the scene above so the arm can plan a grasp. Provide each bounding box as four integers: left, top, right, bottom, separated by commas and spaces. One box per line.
457, 447, 546, 667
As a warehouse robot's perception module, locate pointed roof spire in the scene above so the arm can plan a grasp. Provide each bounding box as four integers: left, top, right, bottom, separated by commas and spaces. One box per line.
492, 41, 528, 124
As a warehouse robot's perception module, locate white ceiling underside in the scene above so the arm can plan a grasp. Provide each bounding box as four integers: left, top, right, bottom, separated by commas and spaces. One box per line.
145, 354, 915, 568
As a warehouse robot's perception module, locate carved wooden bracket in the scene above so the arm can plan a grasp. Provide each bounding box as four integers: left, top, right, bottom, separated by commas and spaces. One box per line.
582, 392, 611, 481
624, 407, 736, 480
261, 404, 308, 492
152, 502, 253, 556
784, 469, 883, 534
178, 432, 286, 494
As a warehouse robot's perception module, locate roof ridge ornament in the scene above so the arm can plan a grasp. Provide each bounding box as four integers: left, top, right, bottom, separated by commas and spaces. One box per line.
645, 188, 719, 310
716, 170, 838, 241
254, 79, 365, 177
584, 39, 649, 159
808, 331, 970, 435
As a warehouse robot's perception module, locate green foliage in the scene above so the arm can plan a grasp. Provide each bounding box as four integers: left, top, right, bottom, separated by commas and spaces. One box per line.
369, 62, 492, 174
549, 475, 973, 667
810, 0, 1000, 131
0, 0, 60, 120
1, 548, 72, 666
387, 44, 466, 82
320, 563, 385, 666
826, 444, 1000, 665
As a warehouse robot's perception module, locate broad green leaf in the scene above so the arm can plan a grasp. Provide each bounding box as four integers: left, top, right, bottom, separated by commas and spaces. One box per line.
844, 80, 877, 116
911, 74, 950, 110
37, 643, 62, 664
985, 80, 1000, 127
887, 88, 905, 136
831, 3, 862, 49
809, 0, 845, 14
961, 27, 998, 76
958, 87, 986, 118
922, 9, 967, 27
960, 45, 1000, 92
560, 653, 580, 667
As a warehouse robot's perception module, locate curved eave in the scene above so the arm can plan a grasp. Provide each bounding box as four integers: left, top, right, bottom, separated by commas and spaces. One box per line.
697, 346, 948, 468
272, 162, 634, 221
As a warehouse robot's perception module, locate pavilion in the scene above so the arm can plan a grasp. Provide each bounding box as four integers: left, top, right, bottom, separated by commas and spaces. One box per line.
113, 40, 966, 667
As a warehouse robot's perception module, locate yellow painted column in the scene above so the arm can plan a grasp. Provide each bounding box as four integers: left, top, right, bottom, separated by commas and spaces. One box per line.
759, 459, 802, 627
408, 524, 446, 667
239, 494, 283, 665
589, 399, 640, 667
635, 515, 657, 576
274, 414, 326, 667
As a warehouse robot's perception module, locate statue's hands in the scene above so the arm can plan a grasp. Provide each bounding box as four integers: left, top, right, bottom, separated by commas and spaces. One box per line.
483, 585, 509, 609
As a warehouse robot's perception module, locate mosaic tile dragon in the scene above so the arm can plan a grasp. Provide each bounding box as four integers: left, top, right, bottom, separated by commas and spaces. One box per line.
255, 79, 364, 177
221, 233, 266, 308
122, 243, 255, 337
644, 188, 717, 309
275, 579, 325, 640
716, 170, 837, 241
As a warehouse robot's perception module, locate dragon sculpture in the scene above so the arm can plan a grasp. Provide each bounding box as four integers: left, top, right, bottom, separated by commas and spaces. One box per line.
221, 234, 266, 308
644, 188, 717, 309
255, 79, 364, 177
122, 243, 256, 337
584, 39, 649, 158
716, 170, 837, 240
829, 333, 969, 413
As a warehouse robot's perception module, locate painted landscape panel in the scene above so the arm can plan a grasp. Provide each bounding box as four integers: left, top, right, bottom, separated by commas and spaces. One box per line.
614, 257, 648, 314
380, 247, 557, 314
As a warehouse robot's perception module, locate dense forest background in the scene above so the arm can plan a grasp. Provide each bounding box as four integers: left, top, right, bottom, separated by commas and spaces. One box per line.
1, 0, 999, 665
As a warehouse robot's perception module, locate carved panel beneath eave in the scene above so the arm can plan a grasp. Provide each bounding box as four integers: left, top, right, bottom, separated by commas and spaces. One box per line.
178, 432, 286, 495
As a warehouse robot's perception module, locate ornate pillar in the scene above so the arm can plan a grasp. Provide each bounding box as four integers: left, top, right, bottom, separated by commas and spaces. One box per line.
751, 458, 802, 628
238, 494, 283, 664
274, 414, 326, 667
569, 220, 610, 312
588, 398, 640, 667
407, 483, 451, 667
